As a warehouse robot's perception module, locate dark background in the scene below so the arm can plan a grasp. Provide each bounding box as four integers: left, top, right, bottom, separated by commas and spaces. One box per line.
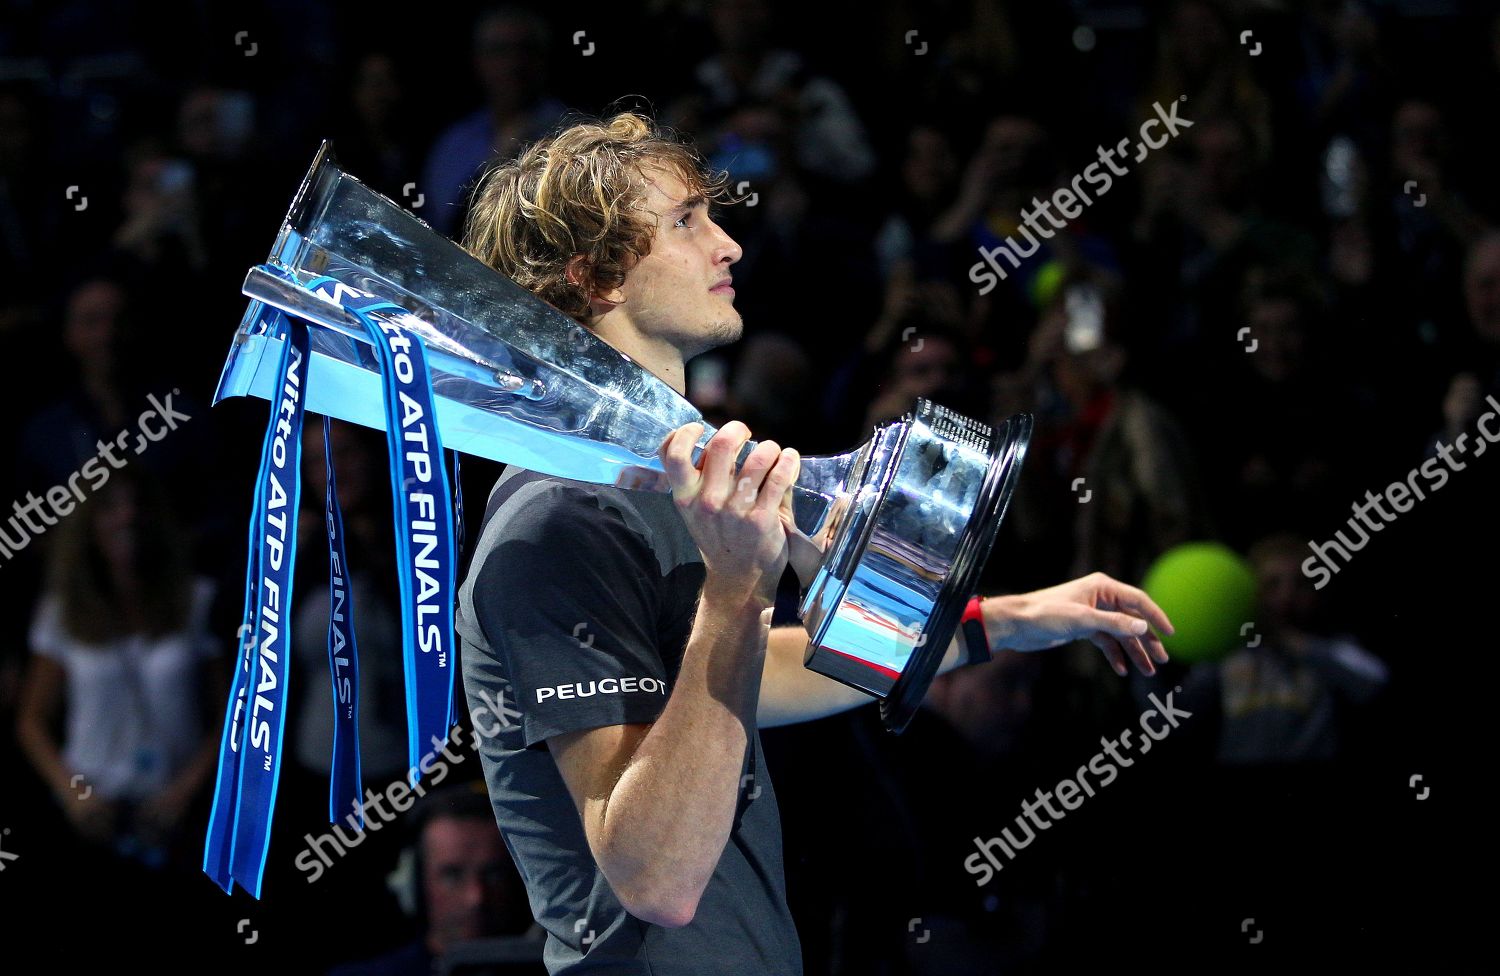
0, 1, 1491, 972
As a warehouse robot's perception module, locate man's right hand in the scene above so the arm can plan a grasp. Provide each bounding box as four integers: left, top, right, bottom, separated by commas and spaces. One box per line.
660, 420, 800, 608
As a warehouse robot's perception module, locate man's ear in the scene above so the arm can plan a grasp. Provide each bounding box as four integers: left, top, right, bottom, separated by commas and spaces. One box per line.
566, 254, 624, 311
564, 254, 590, 289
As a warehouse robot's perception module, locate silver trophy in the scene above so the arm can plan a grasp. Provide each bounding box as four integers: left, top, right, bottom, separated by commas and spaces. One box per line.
214, 142, 1031, 732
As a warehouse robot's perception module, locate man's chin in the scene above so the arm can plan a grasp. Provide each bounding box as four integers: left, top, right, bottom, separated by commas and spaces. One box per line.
693, 317, 743, 356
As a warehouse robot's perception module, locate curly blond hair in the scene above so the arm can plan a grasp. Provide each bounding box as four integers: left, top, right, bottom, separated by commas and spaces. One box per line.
461, 112, 737, 326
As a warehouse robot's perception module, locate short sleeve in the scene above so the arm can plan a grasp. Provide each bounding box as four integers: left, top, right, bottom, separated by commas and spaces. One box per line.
468, 484, 672, 748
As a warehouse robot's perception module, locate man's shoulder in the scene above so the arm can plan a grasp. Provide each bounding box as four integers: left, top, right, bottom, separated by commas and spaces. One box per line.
480, 467, 646, 538
476, 467, 699, 576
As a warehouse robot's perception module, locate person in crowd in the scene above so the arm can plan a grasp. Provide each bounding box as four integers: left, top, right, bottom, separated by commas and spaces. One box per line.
328, 782, 541, 976
419, 5, 570, 238
1176, 532, 1389, 763
16, 470, 222, 866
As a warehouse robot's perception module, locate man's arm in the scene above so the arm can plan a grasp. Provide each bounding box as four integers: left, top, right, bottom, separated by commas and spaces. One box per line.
757, 626, 964, 727
757, 575, 1178, 727
548, 420, 797, 929
550, 583, 772, 929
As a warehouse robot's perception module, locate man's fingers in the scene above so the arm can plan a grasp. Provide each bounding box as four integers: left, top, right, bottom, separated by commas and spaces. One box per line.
1088, 633, 1130, 677
1095, 590, 1170, 662
700, 421, 753, 507
1084, 608, 1158, 673
1121, 632, 1156, 676
1101, 579, 1176, 636
753, 447, 799, 516
660, 422, 705, 499
1088, 607, 1150, 640
1143, 630, 1169, 664
1090, 627, 1158, 677
732, 440, 784, 509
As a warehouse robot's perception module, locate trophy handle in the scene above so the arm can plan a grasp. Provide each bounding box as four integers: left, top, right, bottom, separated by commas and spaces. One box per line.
687, 431, 866, 541
620, 435, 860, 542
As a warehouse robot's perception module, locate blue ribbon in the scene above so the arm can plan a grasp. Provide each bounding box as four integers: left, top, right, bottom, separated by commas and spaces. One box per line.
305, 276, 457, 782
203, 313, 309, 897
324, 414, 363, 826
203, 279, 458, 898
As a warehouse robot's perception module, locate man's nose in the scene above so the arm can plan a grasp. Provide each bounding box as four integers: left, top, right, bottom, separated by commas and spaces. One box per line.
712, 222, 743, 265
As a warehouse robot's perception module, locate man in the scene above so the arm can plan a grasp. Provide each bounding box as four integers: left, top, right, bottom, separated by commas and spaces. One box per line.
328, 783, 538, 975
1175, 533, 1387, 765
454, 112, 1174, 974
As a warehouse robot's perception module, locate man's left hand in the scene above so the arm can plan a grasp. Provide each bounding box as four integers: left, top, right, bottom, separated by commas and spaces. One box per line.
982, 572, 1175, 676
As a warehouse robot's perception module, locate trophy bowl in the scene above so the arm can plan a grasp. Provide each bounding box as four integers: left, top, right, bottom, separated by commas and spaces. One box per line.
799, 402, 1030, 732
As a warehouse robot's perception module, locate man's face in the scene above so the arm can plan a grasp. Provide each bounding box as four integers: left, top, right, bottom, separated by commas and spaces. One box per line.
422, 818, 529, 952
603, 167, 744, 361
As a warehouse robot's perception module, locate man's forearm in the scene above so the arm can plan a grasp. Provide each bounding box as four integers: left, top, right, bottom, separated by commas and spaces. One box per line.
755, 578, 1171, 732
596, 580, 772, 923
758, 625, 968, 727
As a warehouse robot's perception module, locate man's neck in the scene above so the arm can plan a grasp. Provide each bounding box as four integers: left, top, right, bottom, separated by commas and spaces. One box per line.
591, 318, 689, 395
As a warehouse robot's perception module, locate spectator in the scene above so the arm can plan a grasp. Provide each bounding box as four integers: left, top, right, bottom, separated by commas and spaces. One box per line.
1132, 114, 1319, 365
1176, 533, 1389, 763
1145, 0, 1274, 163
330, 51, 426, 202
419, 5, 570, 238
1426, 230, 1500, 459
873, 123, 963, 284
328, 782, 540, 976
1197, 269, 1373, 548
1050, 290, 1213, 584
15, 469, 221, 867
1292, 0, 1391, 147
666, 0, 876, 187
14, 274, 217, 561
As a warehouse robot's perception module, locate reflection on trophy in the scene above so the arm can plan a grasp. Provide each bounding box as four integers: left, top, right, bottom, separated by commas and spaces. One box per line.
214, 142, 1031, 732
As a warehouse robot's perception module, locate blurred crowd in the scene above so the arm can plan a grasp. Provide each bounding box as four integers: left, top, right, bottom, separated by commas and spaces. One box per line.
1, 1, 1490, 971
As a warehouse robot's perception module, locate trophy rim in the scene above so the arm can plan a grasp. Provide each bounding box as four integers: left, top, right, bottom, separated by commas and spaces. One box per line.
878, 409, 1033, 734
277, 140, 339, 256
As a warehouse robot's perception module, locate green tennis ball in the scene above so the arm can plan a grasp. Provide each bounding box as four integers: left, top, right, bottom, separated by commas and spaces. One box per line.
1139, 542, 1258, 663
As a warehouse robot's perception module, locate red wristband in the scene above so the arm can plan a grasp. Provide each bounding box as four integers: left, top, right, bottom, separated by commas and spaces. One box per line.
959, 595, 991, 666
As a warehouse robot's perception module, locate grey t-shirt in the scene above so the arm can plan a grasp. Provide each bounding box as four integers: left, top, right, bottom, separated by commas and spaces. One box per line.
455, 466, 802, 975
